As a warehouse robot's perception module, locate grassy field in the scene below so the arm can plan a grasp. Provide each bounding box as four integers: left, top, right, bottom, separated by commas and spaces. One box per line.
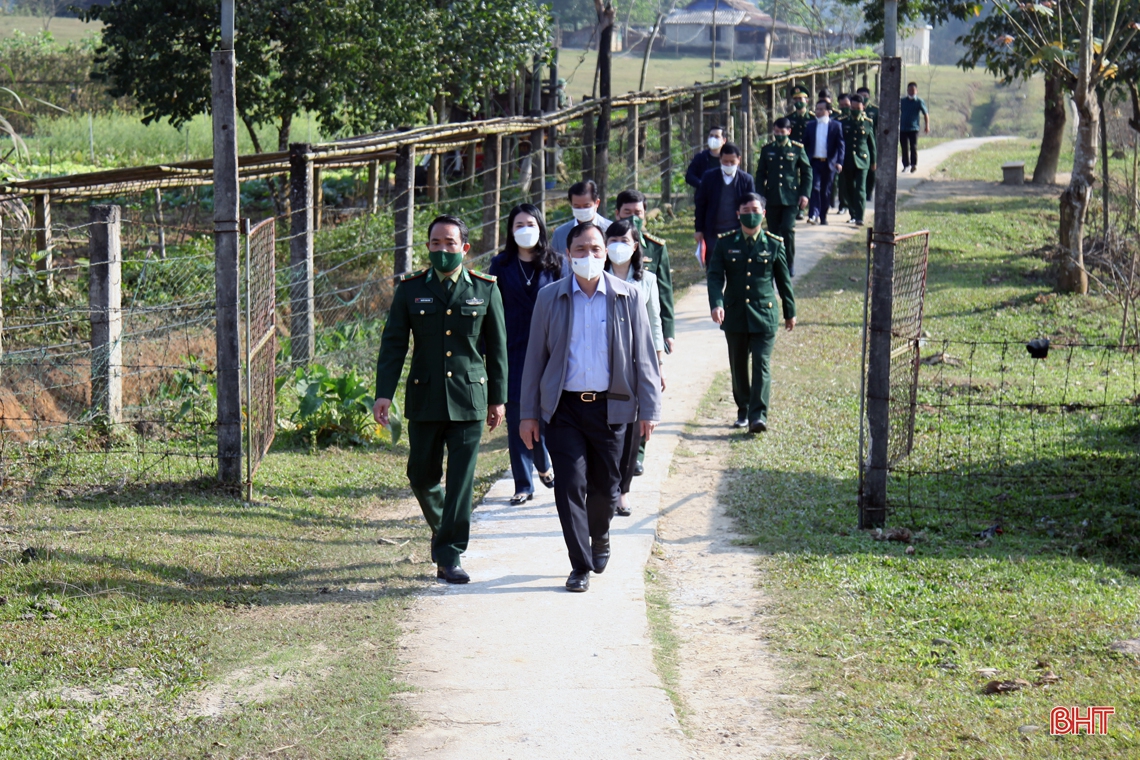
0, 428, 511, 758
0, 15, 100, 43
709, 145, 1140, 757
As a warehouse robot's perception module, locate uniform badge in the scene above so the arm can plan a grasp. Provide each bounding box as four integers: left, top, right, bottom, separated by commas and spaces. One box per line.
414, 297, 434, 303
729, 249, 741, 254
786, 152, 795, 158
465, 297, 485, 306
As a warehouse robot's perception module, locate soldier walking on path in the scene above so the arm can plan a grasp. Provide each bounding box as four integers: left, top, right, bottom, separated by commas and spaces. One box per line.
856, 86, 879, 201
755, 117, 811, 278
840, 95, 877, 227
614, 189, 675, 354
373, 215, 508, 585
786, 86, 815, 221
706, 193, 796, 434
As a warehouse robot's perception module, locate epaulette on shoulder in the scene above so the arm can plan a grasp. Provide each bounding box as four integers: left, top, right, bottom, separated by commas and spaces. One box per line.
471, 270, 497, 282
643, 231, 666, 245
718, 230, 737, 239
765, 231, 784, 244
790, 140, 804, 148
401, 268, 429, 282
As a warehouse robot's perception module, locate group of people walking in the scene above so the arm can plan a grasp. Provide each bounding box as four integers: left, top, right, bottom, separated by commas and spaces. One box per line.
371, 82, 924, 594
372, 180, 675, 593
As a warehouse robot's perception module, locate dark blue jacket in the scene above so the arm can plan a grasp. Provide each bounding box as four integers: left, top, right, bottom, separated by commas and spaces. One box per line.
802, 119, 845, 170
685, 149, 717, 188
487, 249, 564, 401
694, 167, 756, 236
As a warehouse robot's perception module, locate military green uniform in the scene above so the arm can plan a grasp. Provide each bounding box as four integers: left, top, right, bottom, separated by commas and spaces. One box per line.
863, 103, 880, 200
787, 107, 815, 145
834, 110, 850, 213
639, 229, 675, 347
375, 266, 508, 567
756, 137, 811, 276
841, 111, 877, 224
706, 229, 796, 426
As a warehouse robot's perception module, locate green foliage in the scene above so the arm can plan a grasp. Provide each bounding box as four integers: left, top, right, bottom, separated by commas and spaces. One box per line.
280, 364, 401, 448
1, 250, 87, 346
156, 355, 217, 427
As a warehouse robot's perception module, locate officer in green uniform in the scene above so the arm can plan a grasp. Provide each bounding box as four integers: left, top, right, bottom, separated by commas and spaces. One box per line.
373, 214, 508, 584
787, 86, 814, 144
840, 94, 877, 227
706, 193, 796, 434
857, 86, 879, 201
834, 93, 852, 215
756, 117, 811, 278
614, 189, 675, 352
786, 86, 814, 221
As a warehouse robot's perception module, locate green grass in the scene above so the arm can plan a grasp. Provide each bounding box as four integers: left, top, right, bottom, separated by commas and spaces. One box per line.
713, 145, 1140, 757
891, 66, 1045, 140
0, 430, 510, 758
644, 560, 688, 728
0, 16, 100, 44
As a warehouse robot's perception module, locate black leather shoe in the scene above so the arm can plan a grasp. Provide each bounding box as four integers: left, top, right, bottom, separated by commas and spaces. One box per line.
592, 535, 611, 573
633, 461, 644, 477
749, 420, 768, 434
437, 565, 470, 584
615, 501, 631, 517
565, 570, 590, 592
733, 417, 748, 428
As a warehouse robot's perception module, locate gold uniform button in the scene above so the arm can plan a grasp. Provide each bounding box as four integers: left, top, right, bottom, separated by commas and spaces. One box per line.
746, 271, 751, 276
446, 309, 452, 315
446, 330, 452, 335
746, 285, 750, 290
420, 310, 425, 315
745, 298, 750, 304
480, 378, 486, 384
447, 371, 453, 378
768, 302, 773, 307
446, 351, 452, 357
414, 379, 420, 384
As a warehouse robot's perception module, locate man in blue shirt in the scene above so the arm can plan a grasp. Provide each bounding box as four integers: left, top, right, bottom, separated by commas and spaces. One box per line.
551, 180, 612, 256
899, 82, 930, 174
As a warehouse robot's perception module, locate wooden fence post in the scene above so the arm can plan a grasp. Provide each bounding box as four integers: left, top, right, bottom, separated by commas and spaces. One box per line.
393, 144, 416, 275
583, 109, 596, 180
530, 125, 546, 212
289, 143, 315, 367
481, 133, 502, 254
312, 167, 323, 231
88, 204, 122, 426
693, 92, 704, 150
719, 87, 731, 138
740, 78, 753, 169
154, 188, 166, 259
628, 103, 639, 188
367, 161, 380, 214
464, 142, 477, 191
660, 100, 672, 206
34, 192, 51, 291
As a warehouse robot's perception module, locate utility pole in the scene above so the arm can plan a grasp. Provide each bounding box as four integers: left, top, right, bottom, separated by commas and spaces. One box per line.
860, 1, 900, 528
213, 0, 242, 485
596, 1, 615, 210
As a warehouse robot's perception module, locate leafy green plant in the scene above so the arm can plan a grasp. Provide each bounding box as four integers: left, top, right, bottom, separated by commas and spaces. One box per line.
279, 363, 401, 448
156, 355, 216, 425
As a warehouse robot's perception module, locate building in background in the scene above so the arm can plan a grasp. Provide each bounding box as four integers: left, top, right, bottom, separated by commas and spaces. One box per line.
663, 0, 812, 61
899, 24, 932, 66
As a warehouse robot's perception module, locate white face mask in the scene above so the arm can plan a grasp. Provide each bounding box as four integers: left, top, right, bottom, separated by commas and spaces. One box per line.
721, 163, 738, 182
708, 136, 723, 150
570, 253, 605, 281
513, 226, 540, 249
571, 206, 596, 223
606, 241, 635, 265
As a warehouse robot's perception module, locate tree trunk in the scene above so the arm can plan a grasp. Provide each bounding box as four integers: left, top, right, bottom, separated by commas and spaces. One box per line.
1058, 90, 1097, 294
1033, 73, 1066, 185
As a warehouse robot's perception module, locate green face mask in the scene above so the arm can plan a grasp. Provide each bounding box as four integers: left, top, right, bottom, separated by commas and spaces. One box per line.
775, 135, 789, 145
631, 215, 644, 233
430, 249, 465, 273
739, 212, 762, 229
794, 100, 807, 110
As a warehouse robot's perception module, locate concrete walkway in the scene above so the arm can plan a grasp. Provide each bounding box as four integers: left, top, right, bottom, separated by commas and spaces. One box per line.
387, 137, 1002, 760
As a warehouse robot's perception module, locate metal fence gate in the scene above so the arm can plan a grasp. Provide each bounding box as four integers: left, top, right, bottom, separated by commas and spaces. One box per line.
244, 218, 277, 498
858, 229, 931, 494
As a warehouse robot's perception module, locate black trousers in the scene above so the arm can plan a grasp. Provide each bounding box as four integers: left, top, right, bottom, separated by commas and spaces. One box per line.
546, 393, 623, 572
900, 131, 918, 167
618, 423, 641, 496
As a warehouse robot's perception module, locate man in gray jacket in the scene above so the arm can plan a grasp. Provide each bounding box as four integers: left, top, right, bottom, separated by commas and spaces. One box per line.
519, 223, 662, 593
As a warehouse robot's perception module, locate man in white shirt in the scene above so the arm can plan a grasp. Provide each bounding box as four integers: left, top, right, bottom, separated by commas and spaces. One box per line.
801, 101, 845, 226
550, 179, 612, 256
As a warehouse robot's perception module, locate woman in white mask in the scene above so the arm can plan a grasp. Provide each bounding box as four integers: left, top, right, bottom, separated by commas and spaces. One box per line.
604, 219, 665, 517
488, 204, 563, 505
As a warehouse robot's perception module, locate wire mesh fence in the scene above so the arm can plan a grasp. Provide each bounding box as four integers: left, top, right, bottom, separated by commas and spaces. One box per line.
891, 339, 1140, 543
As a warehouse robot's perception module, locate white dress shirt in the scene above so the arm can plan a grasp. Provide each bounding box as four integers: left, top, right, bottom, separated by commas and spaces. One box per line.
564, 274, 611, 392
812, 116, 830, 160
